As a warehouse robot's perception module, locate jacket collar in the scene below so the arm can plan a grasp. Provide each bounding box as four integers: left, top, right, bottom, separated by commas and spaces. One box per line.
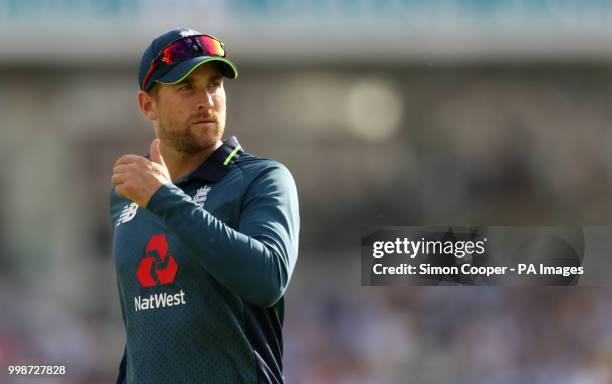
187, 136, 243, 183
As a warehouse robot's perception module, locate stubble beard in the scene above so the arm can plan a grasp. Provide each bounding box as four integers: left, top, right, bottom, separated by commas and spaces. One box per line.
158, 116, 224, 155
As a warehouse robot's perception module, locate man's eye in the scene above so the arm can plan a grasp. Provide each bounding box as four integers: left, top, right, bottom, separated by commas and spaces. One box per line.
178, 84, 192, 91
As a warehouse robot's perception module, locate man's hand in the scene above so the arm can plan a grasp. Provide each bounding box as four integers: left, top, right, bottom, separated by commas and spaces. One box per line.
112, 138, 172, 207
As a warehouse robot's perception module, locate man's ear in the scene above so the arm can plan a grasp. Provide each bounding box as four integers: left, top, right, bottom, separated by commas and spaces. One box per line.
137, 89, 159, 121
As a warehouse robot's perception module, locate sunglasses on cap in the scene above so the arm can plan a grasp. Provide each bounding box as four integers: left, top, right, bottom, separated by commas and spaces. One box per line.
142, 34, 226, 91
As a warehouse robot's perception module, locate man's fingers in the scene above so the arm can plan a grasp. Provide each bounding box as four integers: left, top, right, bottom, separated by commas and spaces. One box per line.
114, 154, 144, 167
114, 184, 127, 197
111, 173, 127, 185
149, 138, 166, 167
112, 164, 131, 174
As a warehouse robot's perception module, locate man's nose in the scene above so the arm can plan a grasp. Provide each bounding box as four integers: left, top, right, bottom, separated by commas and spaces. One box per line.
196, 89, 214, 109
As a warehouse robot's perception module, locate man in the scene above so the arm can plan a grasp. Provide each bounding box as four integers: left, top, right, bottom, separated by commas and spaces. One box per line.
110, 27, 300, 383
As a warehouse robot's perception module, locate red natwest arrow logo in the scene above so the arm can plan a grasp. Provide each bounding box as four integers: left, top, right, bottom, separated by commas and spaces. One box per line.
136, 234, 178, 287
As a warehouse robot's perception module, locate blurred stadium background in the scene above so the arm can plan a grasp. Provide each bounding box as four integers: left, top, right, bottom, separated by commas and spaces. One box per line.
2, 1, 612, 383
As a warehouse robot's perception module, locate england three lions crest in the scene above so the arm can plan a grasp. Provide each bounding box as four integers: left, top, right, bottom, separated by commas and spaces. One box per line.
193, 186, 211, 208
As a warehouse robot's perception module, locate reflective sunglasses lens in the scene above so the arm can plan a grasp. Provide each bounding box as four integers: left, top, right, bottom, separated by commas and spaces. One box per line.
160, 36, 224, 65
197, 36, 224, 56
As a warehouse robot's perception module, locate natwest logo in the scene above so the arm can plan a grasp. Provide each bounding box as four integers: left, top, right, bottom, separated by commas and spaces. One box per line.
136, 234, 178, 287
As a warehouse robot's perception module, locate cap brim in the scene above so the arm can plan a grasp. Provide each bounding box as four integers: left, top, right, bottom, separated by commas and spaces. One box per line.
155, 56, 238, 86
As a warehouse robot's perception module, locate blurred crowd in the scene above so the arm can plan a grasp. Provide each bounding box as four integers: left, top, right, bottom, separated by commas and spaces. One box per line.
284, 280, 612, 383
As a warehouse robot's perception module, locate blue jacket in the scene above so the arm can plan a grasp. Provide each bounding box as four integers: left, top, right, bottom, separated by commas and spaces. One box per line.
111, 137, 300, 383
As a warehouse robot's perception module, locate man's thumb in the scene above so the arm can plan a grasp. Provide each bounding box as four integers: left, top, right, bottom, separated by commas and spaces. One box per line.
150, 138, 166, 166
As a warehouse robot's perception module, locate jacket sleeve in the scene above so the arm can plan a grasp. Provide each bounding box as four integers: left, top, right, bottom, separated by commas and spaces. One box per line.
146, 164, 300, 307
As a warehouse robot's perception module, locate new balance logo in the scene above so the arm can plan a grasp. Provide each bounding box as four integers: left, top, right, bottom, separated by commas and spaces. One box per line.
117, 202, 138, 226
193, 186, 211, 208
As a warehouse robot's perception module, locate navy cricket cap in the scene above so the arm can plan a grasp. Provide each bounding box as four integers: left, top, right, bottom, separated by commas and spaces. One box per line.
138, 27, 238, 92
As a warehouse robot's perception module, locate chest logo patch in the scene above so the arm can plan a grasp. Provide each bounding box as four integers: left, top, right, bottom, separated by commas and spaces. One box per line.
193, 186, 211, 208
136, 233, 178, 288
